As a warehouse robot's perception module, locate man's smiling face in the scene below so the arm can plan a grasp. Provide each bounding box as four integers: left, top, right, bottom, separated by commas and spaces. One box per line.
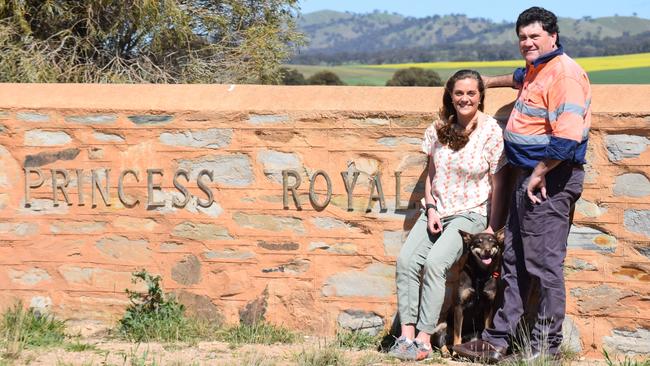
518, 21, 558, 64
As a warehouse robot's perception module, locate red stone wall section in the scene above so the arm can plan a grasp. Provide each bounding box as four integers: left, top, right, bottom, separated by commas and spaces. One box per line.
0, 84, 647, 357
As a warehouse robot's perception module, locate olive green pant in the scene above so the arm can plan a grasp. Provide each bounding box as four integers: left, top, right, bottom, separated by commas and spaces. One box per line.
396, 211, 487, 334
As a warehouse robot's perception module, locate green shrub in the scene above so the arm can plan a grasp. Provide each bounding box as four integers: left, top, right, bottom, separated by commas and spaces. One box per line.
386, 67, 443, 86
604, 348, 650, 366
117, 270, 216, 343
307, 71, 345, 85
280, 67, 307, 85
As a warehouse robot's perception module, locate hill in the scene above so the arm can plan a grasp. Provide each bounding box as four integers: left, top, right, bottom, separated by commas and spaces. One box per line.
292, 10, 650, 64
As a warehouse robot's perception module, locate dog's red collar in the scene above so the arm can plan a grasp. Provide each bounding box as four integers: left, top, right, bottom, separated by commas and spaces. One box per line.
492, 271, 500, 279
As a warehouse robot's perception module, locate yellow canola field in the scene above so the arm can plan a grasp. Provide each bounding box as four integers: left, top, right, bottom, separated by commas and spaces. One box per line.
367, 52, 650, 72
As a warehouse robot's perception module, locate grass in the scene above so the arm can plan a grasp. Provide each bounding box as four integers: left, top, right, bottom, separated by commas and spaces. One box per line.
289, 52, 650, 85
215, 322, 298, 346
334, 330, 381, 350
0, 302, 66, 358
63, 341, 99, 352
294, 344, 348, 366
604, 348, 650, 366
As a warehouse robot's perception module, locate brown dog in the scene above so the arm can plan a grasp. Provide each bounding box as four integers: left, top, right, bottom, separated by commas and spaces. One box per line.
452, 229, 505, 347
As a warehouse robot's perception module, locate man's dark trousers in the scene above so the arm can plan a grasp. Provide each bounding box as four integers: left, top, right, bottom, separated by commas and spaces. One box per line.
482, 162, 585, 354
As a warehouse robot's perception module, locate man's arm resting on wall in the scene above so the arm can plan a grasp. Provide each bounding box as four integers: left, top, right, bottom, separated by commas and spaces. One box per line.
483, 74, 516, 88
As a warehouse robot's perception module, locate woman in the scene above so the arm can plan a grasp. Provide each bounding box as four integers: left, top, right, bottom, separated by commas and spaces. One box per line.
388, 70, 507, 361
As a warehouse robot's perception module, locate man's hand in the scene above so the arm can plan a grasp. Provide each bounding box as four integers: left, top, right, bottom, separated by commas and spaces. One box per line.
527, 172, 547, 204
427, 208, 443, 234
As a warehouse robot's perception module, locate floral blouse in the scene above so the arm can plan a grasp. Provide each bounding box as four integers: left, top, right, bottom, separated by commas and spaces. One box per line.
421, 115, 506, 218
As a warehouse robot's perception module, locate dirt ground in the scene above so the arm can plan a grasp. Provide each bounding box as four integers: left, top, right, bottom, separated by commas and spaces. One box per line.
5, 337, 612, 366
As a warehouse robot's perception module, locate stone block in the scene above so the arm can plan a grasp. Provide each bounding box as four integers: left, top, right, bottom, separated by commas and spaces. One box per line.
113, 217, 158, 232
203, 250, 254, 260
322, 263, 395, 298
311, 217, 352, 230
257, 241, 300, 251
19, 199, 69, 215
0, 222, 39, 236
17, 112, 49, 122
567, 225, 617, 252
212, 270, 252, 297
575, 198, 607, 218
624, 210, 650, 237
308, 241, 357, 254
383, 230, 405, 257
350, 118, 390, 127
603, 328, 650, 355
95, 235, 151, 262
377, 137, 422, 147
606, 134, 650, 162
247, 114, 290, 125
24, 148, 81, 167
93, 132, 124, 142
262, 259, 310, 274
176, 154, 253, 187
50, 221, 106, 234
613, 173, 650, 197
172, 255, 202, 286
160, 128, 233, 149
65, 115, 117, 124
175, 290, 223, 324
172, 222, 232, 241
8, 268, 51, 285
24, 130, 71, 146
233, 212, 304, 234
562, 316, 582, 354
29, 296, 53, 313
337, 309, 384, 336
257, 149, 303, 184
570, 285, 635, 315
127, 115, 173, 124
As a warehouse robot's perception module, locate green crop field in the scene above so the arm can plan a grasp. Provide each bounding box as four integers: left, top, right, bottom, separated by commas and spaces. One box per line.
289, 52, 650, 85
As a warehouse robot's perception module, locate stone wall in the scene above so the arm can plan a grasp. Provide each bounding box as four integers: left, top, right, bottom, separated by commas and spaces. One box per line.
0, 84, 648, 357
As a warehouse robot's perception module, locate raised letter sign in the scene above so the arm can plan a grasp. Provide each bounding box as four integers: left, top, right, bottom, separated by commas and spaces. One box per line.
24, 168, 44, 206
172, 169, 191, 208
366, 173, 387, 212
51, 169, 72, 206
340, 170, 360, 211
118, 169, 140, 208
196, 169, 214, 208
309, 170, 332, 210
147, 169, 165, 208
282, 169, 302, 210
91, 169, 111, 207
394, 171, 409, 210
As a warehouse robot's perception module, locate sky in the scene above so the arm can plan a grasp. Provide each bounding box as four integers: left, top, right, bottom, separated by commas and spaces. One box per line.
299, 0, 650, 22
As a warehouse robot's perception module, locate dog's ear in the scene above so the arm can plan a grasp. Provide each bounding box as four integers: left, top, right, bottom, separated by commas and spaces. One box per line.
495, 227, 506, 245
458, 230, 473, 249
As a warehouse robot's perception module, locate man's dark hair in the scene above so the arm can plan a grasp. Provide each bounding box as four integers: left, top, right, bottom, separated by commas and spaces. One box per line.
516, 7, 560, 45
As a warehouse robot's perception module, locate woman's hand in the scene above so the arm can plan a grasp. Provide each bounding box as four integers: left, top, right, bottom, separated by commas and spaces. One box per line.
426, 208, 443, 234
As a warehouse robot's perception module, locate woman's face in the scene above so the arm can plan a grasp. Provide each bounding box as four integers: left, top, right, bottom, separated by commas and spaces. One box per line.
451, 78, 481, 120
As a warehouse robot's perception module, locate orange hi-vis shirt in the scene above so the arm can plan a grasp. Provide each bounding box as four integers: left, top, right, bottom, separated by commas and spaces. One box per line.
505, 46, 592, 169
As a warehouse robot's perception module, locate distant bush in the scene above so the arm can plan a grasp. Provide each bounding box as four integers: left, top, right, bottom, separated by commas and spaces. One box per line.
308, 71, 345, 85
386, 67, 443, 86
280, 68, 307, 85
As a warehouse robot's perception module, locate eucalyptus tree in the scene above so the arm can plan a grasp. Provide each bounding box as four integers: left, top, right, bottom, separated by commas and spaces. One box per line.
0, 0, 303, 83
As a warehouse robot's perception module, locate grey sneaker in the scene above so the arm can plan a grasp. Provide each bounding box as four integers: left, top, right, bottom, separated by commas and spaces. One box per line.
388, 337, 417, 361
413, 339, 433, 361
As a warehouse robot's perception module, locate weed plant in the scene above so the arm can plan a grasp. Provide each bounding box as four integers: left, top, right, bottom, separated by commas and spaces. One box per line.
294, 345, 347, 366
334, 330, 380, 350
0, 302, 66, 357
216, 322, 297, 346
604, 348, 650, 366
117, 270, 217, 343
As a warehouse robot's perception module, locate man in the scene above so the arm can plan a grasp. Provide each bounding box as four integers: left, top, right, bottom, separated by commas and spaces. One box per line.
453, 6, 591, 363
